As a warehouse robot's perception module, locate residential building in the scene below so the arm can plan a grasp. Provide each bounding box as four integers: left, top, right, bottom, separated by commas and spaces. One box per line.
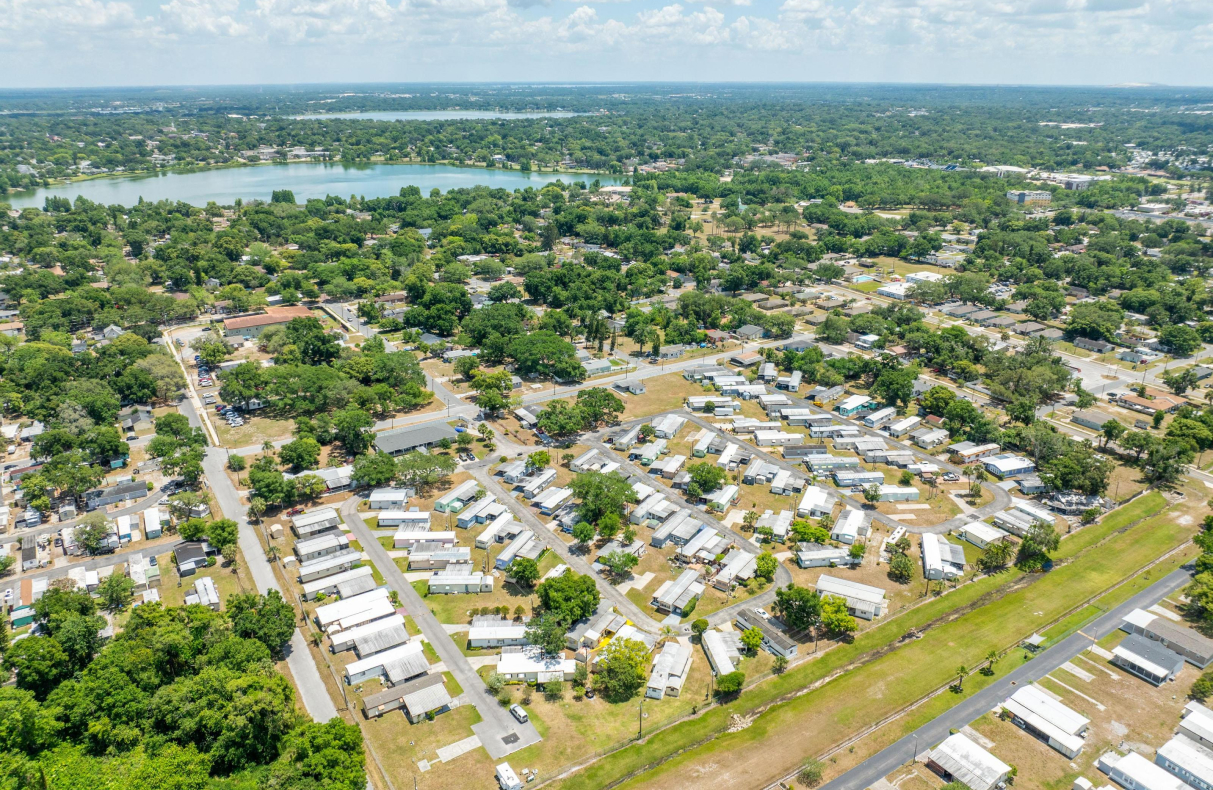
1099, 751, 1194, 790
1180, 703, 1213, 749
702, 629, 742, 675
1112, 633, 1185, 685
817, 574, 886, 619
368, 488, 412, 510
647, 641, 693, 699
927, 733, 1012, 790
1003, 684, 1089, 758
290, 507, 341, 538
1156, 736, 1213, 790
1006, 190, 1052, 205
496, 647, 576, 683
222, 305, 315, 338
651, 569, 705, 615
984, 453, 1037, 478
1122, 609, 1213, 668
734, 608, 797, 658
1072, 409, 1119, 432
374, 423, 459, 456
958, 521, 1009, 550
831, 508, 866, 544
345, 641, 429, 686
468, 621, 529, 648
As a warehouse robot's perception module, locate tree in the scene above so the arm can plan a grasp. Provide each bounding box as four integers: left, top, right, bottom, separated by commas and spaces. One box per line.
229, 454, 247, 473
2, 636, 69, 699
74, 512, 112, 555
955, 665, 968, 691
820, 594, 857, 637
279, 437, 321, 471
575, 388, 624, 427
543, 679, 565, 702
206, 519, 239, 552
471, 370, 515, 415
395, 451, 457, 490
570, 470, 637, 524
524, 612, 568, 655
267, 720, 366, 790
754, 552, 778, 581
453, 354, 480, 380
572, 521, 596, 546
773, 584, 822, 633
331, 408, 374, 455
740, 627, 764, 654
0, 687, 59, 753
1161, 324, 1203, 356
977, 539, 1015, 572
798, 758, 825, 788
688, 462, 727, 493
715, 671, 745, 696
352, 452, 398, 488
509, 557, 540, 588
862, 484, 882, 505
691, 619, 709, 638
898, 470, 914, 486
527, 450, 551, 470
888, 552, 914, 583
536, 572, 600, 624
1102, 419, 1126, 448
1164, 369, 1202, 396
97, 573, 134, 611
595, 637, 650, 702
227, 590, 297, 658
600, 550, 639, 580
536, 400, 588, 440
1016, 521, 1061, 571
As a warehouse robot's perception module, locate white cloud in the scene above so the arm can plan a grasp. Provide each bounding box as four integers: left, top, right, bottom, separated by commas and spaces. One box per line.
159, 0, 247, 36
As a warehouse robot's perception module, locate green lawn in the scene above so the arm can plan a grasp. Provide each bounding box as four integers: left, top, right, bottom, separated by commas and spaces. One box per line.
552, 490, 1197, 790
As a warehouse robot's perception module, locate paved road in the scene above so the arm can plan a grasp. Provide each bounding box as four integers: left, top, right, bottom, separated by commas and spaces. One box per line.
339, 496, 541, 759
201, 448, 339, 722
808, 564, 1195, 790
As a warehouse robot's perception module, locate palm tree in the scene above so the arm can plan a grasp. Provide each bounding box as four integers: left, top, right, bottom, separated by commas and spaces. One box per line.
955, 665, 968, 691
742, 510, 759, 532
658, 625, 677, 645
266, 545, 280, 563
986, 649, 998, 673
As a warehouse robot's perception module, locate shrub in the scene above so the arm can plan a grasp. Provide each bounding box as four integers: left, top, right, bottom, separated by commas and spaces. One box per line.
797, 758, 824, 788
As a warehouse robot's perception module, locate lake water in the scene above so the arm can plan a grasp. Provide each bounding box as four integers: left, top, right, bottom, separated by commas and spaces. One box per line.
293, 110, 581, 121
6, 163, 623, 209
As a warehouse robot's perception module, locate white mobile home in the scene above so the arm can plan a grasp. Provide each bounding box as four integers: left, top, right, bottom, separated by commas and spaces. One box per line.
434, 480, 482, 512
863, 407, 897, 428
344, 641, 428, 686
522, 468, 559, 499
368, 488, 411, 510
958, 521, 1008, 549
301, 565, 376, 601
298, 550, 361, 583
1002, 684, 1089, 758
291, 507, 341, 538
798, 486, 833, 518
468, 622, 529, 648
314, 588, 392, 631
817, 574, 887, 619
428, 570, 495, 594
497, 647, 576, 683
393, 531, 456, 549
831, 508, 867, 544
377, 510, 431, 530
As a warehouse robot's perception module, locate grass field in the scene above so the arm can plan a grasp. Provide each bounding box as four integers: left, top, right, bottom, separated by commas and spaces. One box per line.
550, 483, 1198, 790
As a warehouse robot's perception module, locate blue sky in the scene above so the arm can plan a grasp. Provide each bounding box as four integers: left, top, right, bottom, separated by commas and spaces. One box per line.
2, 0, 1212, 88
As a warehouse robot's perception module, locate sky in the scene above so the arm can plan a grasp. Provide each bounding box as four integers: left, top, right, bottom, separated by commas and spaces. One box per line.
2, 0, 1213, 88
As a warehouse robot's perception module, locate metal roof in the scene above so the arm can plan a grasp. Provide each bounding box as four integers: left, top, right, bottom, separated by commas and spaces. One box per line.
375, 422, 459, 454
929, 734, 1010, 790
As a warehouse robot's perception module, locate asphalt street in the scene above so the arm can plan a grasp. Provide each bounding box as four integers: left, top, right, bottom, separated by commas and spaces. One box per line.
339, 495, 541, 759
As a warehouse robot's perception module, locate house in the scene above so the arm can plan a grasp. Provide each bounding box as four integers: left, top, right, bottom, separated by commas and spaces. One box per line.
294, 532, 350, 563
1112, 633, 1186, 685
368, 488, 412, 510
434, 480, 482, 513
291, 507, 341, 538
497, 647, 576, 683
816, 574, 886, 619
1121, 609, 1213, 668
1074, 337, 1114, 354
877, 485, 919, 502
658, 344, 687, 360
184, 576, 220, 610
651, 414, 687, 439
143, 507, 163, 539
361, 673, 451, 723
927, 734, 1011, 790
298, 550, 362, 583
222, 305, 314, 339
754, 430, 803, 447
1002, 684, 1089, 758
468, 621, 529, 648
1154, 737, 1213, 790
797, 486, 834, 518
582, 357, 613, 377
330, 615, 409, 655
702, 629, 743, 675
647, 641, 693, 699
615, 380, 646, 395
831, 508, 867, 544
984, 453, 1036, 479
374, 423, 459, 456
796, 543, 858, 568
345, 641, 429, 686
733, 324, 765, 341
301, 565, 377, 601
84, 479, 147, 511
1099, 751, 1194, 790
1180, 703, 1213, 749
514, 408, 538, 428
958, 521, 1009, 550
863, 407, 898, 428
734, 608, 797, 658
1072, 409, 1119, 432
921, 533, 964, 580
837, 395, 873, 417
175, 541, 217, 577
888, 416, 922, 437
948, 441, 1001, 462
651, 569, 704, 615
1119, 348, 1163, 365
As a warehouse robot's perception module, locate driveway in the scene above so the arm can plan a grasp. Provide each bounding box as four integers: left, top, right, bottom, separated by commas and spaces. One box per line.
339, 496, 541, 759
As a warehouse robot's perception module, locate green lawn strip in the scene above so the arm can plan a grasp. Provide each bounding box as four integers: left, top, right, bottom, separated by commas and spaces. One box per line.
1053, 492, 1166, 559
443, 671, 464, 697
555, 497, 1193, 790
1039, 605, 1103, 645
377, 536, 395, 551
403, 616, 420, 636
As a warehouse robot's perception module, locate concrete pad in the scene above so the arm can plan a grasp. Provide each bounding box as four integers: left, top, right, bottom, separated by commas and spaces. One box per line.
661, 613, 682, 627
961, 726, 996, 750
1060, 661, 1096, 682
1089, 644, 1116, 660
1149, 604, 1182, 621
774, 551, 793, 561
388, 550, 409, 558
417, 760, 431, 772
436, 734, 482, 763
895, 504, 931, 510
403, 571, 432, 581
891, 514, 917, 520
442, 623, 470, 633
466, 655, 499, 669
617, 571, 654, 594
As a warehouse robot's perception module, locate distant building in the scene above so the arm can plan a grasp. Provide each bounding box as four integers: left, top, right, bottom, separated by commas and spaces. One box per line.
1006, 190, 1052, 205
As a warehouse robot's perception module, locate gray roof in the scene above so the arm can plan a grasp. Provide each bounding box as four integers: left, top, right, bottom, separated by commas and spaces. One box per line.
735, 608, 796, 651
336, 574, 380, 598
1118, 632, 1184, 670
399, 673, 452, 717
384, 650, 431, 684
375, 422, 458, 454
355, 623, 410, 658
1144, 618, 1213, 663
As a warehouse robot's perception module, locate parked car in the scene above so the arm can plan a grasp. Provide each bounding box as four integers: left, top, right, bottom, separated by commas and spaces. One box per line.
509, 704, 528, 723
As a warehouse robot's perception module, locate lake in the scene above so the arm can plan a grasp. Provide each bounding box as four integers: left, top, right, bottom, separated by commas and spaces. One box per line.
293, 110, 582, 121
6, 163, 623, 209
